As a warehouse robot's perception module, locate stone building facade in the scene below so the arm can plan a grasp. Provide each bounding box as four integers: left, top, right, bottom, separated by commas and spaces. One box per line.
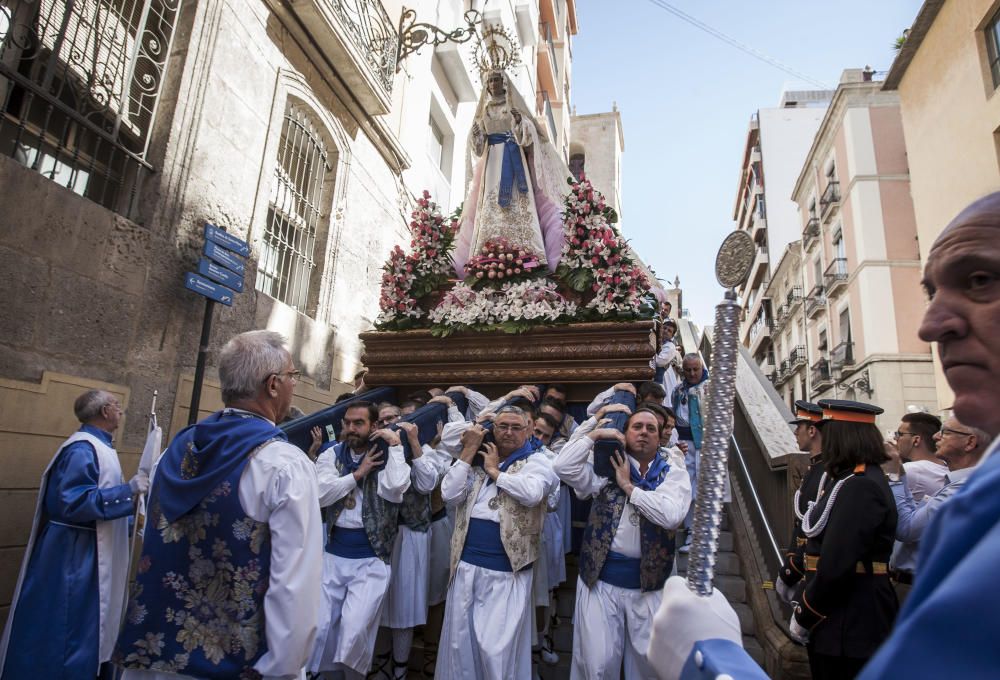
786, 69, 937, 429
732, 89, 832, 369
0, 0, 580, 626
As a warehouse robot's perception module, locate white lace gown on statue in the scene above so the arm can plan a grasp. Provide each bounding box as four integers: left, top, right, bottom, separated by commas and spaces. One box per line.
468, 99, 548, 263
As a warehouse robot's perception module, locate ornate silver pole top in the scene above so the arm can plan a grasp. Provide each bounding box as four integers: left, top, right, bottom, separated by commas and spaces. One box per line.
686, 231, 754, 596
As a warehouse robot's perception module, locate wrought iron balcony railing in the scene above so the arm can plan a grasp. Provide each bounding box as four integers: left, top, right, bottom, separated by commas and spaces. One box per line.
803, 217, 820, 247
334, 0, 398, 94
831, 341, 855, 371
811, 358, 833, 390
789, 345, 807, 370
820, 180, 841, 216
824, 258, 848, 294
805, 283, 826, 318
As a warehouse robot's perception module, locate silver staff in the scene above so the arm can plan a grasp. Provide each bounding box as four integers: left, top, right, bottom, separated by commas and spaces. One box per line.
686, 231, 754, 596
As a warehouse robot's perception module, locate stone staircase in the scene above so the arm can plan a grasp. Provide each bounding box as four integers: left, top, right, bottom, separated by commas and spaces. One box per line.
675, 513, 766, 669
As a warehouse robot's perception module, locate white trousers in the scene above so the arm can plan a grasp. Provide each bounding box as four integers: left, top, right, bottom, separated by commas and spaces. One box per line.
434, 561, 534, 680
570, 576, 662, 680
310, 552, 391, 675
381, 525, 430, 628
427, 513, 454, 606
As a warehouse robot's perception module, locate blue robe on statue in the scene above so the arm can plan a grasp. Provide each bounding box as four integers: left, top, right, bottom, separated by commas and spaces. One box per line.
0, 425, 134, 680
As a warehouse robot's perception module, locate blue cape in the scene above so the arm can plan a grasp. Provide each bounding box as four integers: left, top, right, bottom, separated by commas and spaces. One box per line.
155, 409, 285, 522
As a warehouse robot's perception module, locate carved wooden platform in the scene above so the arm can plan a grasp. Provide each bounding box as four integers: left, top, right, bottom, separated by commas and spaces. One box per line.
360, 321, 657, 400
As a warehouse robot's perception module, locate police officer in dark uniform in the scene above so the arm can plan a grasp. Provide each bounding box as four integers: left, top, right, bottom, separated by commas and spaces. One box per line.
790, 399, 898, 680
776, 401, 825, 605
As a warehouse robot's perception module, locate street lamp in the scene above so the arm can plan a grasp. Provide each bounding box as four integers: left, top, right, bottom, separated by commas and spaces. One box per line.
396, 7, 482, 71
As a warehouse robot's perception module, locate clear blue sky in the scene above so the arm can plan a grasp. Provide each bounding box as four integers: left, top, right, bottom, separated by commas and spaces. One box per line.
571, 0, 923, 325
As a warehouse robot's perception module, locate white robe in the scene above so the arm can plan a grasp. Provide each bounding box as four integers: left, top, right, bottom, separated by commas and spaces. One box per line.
310, 444, 409, 674
435, 453, 558, 680
381, 445, 440, 629
553, 436, 691, 680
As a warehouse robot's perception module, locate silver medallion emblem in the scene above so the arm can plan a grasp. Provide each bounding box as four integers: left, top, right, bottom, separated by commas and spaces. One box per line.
488, 495, 501, 511
344, 494, 357, 510
714, 230, 755, 290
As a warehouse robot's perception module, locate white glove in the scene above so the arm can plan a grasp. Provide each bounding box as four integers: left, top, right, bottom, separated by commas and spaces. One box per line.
129, 473, 150, 495
776, 577, 794, 604
789, 614, 809, 645
648, 575, 743, 680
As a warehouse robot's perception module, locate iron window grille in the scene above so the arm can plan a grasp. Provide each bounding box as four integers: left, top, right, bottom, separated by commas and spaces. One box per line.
0, 0, 182, 218
256, 104, 331, 313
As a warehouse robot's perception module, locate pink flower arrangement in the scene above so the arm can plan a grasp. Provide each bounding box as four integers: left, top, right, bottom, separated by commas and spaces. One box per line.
376, 191, 459, 328
556, 177, 653, 316
464, 237, 542, 289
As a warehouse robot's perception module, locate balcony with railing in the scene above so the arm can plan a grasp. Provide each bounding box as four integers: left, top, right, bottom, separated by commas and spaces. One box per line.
805, 283, 826, 318
290, 0, 398, 115
811, 358, 833, 392
785, 286, 803, 314
803, 217, 820, 249
820, 180, 841, 219
831, 341, 855, 372
751, 199, 767, 241
749, 244, 769, 286
772, 303, 789, 333
788, 345, 807, 372
774, 359, 792, 386
824, 258, 848, 296
749, 314, 773, 355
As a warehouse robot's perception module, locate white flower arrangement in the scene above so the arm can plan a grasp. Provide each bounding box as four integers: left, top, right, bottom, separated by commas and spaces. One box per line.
429, 278, 578, 330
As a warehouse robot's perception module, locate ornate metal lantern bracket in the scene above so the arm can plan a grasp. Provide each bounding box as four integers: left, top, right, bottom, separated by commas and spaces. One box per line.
837, 368, 873, 397
396, 7, 482, 71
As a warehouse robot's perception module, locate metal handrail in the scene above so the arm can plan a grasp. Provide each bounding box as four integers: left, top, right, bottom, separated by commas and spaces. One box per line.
729, 434, 783, 563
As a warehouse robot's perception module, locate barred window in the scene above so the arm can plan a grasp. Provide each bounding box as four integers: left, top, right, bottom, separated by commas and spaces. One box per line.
256, 104, 331, 312
0, 0, 181, 218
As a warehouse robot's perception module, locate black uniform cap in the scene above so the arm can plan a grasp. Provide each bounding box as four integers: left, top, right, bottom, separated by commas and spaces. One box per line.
789, 400, 824, 425
816, 399, 884, 424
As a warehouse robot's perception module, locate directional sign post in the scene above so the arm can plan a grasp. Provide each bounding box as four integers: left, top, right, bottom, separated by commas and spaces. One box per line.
185, 223, 250, 424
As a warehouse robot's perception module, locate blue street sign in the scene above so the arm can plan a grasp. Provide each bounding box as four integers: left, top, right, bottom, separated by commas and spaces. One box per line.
185, 272, 235, 306
204, 223, 250, 258
198, 257, 244, 292
203, 240, 246, 275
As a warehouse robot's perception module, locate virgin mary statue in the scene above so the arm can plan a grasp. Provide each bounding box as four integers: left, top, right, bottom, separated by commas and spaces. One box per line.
452, 69, 569, 277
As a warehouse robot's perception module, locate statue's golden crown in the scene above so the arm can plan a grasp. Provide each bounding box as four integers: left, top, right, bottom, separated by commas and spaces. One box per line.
472, 23, 522, 76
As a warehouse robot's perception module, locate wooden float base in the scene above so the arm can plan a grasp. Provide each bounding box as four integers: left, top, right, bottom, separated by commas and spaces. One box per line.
360, 321, 657, 400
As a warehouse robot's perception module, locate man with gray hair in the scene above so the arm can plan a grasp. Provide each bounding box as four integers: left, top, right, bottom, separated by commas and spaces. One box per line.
114, 330, 324, 680
1, 389, 147, 680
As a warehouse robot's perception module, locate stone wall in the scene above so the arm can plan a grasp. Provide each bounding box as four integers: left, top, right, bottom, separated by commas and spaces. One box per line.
0, 0, 423, 629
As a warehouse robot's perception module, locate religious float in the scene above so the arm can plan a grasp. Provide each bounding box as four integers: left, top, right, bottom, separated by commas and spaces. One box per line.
358, 26, 665, 398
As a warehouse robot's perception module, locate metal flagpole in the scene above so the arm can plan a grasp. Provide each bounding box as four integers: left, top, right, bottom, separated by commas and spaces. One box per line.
686, 231, 755, 596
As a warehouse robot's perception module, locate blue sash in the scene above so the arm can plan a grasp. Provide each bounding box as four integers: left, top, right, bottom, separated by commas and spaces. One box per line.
598, 550, 642, 589
326, 527, 377, 559
461, 518, 531, 572
487, 132, 529, 207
